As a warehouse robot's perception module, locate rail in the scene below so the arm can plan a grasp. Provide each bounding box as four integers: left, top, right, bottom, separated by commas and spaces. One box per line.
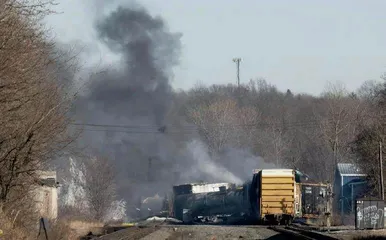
269, 225, 339, 240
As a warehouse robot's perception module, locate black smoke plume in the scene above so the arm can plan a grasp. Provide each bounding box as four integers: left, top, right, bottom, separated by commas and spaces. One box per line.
72, 5, 183, 216
69, 4, 271, 219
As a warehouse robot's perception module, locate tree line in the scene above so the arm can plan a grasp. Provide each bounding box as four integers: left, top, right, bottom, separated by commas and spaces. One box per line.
1, 0, 386, 237
176, 79, 386, 197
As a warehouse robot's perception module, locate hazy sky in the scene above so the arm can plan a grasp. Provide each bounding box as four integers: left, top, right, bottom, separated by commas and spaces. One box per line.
45, 0, 386, 95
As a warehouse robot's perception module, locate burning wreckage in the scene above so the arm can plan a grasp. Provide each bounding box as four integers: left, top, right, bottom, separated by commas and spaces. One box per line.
146, 168, 330, 225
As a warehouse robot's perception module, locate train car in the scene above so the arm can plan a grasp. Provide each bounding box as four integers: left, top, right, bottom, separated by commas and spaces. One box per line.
253, 169, 298, 224
173, 184, 251, 223
172, 182, 247, 223
300, 182, 328, 219
171, 169, 299, 225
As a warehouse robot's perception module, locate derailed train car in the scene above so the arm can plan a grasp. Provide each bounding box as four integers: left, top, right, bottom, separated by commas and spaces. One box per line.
173, 184, 250, 223
172, 169, 300, 224
254, 169, 298, 224
171, 169, 329, 225
299, 182, 328, 219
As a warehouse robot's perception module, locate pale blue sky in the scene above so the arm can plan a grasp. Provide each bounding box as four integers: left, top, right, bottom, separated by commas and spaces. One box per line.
46, 0, 386, 95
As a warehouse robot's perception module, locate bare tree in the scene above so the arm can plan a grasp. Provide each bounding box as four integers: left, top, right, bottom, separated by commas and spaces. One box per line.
311, 82, 364, 180
0, 0, 76, 210
352, 79, 386, 197
351, 126, 383, 196
81, 156, 116, 221
187, 97, 259, 154
182, 79, 384, 184
257, 116, 290, 167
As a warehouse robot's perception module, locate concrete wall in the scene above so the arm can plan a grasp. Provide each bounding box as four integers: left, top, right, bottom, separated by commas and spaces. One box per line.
34, 171, 58, 220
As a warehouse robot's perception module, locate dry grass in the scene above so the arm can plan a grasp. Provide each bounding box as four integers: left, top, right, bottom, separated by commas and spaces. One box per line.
67, 220, 105, 237
40, 219, 104, 240
68, 220, 104, 229
330, 213, 356, 226
304, 216, 327, 226
0, 212, 30, 240
0, 213, 99, 240
0, 221, 28, 239
43, 220, 79, 240
331, 213, 343, 226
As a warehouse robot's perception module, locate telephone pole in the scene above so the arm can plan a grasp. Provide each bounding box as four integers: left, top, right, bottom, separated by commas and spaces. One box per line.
325, 183, 332, 232
148, 157, 153, 182
379, 141, 384, 200
233, 58, 241, 87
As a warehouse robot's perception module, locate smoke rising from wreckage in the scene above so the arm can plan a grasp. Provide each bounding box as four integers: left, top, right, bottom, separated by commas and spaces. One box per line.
67, 3, 272, 219
167, 169, 330, 225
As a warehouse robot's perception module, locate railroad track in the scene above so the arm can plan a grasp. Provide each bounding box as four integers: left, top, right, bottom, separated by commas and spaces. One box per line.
92, 221, 341, 240
269, 225, 339, 240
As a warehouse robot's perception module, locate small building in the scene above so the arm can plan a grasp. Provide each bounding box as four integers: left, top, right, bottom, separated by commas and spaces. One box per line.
34, 171, 59, 220
334, 163, 367, 221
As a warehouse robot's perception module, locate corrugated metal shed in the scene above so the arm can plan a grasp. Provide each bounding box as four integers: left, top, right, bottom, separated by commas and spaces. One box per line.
334, 163, 368, 223
337, 163, 366, 176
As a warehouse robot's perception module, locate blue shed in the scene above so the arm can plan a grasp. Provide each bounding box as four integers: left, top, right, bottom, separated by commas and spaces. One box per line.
334, 163, 367, 217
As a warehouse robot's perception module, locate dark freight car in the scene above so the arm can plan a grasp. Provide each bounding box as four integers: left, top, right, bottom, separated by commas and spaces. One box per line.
173, 184, 252, 223
301, 183, 327, 218
172, 169, 298, 225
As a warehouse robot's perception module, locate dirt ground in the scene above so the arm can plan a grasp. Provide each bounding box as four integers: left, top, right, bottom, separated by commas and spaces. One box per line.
143, 225, 284, 240
97, 225, 161, 240
97, 225, 307, 240
332, 229, 386, 240
89, 220, 386, 240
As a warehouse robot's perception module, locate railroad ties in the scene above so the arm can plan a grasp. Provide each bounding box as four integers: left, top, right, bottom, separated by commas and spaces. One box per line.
269, 225, 339, 240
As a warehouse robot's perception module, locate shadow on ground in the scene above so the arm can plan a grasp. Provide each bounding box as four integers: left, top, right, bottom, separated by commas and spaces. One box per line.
353, 237, 386, 240
265, 234, 305, 240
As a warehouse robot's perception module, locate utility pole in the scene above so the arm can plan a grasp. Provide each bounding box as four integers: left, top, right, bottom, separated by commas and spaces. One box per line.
379, 141, 384, 200
233, 58, 241, 87
325, 183, 333, 232
148, 157, 153, 182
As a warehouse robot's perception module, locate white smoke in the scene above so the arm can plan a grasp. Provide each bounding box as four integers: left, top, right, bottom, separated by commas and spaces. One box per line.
219, 147, 277, 182
177, 139, 275, 185
184, 140, 243, 185
59, 157, 127, 222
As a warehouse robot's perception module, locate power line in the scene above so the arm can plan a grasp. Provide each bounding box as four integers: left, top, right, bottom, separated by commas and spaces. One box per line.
70, 122, 197, 129
69, 119, 358, 129
70, 123, 159, 130
69, 119, 361, 134
74, 128, 196, 135
69, 118, 360, 128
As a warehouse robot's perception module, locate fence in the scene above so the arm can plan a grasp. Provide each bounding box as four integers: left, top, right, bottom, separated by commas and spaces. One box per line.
355, 198, 384, 230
